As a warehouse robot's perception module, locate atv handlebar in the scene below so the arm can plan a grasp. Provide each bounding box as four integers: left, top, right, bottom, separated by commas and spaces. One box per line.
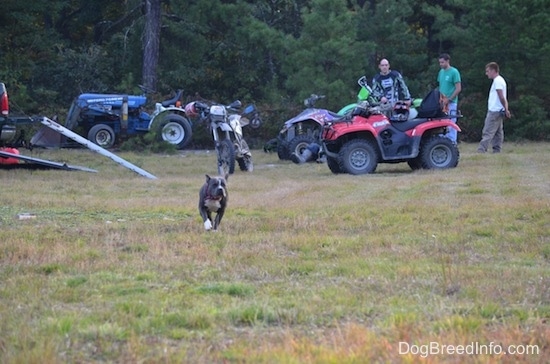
357, 76, 374, 93
304, 94, 325, 108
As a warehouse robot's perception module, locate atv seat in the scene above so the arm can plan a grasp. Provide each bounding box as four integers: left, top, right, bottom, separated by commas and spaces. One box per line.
161, 90, 183, 107
390, 113, 460, 132
390, 118, 429, 132
327, 110, 342, 118
331, 113, 352, 123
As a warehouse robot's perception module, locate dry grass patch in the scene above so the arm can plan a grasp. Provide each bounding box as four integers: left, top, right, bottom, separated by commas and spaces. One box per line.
0, 143, 549, 362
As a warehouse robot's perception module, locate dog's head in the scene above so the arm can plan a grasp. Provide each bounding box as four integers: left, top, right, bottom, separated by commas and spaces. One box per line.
204, 174, 228, 199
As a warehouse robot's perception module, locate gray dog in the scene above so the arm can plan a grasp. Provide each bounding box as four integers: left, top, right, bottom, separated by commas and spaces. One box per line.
198, 174, 228, 230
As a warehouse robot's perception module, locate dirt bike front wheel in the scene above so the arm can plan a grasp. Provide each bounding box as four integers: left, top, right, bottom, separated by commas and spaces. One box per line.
217, 138, 236, 176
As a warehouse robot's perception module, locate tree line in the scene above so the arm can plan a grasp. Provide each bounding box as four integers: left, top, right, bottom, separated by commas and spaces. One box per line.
1, 0, 549, 145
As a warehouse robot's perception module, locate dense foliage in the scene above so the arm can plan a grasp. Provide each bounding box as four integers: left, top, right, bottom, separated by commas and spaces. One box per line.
1, 0, 549, 143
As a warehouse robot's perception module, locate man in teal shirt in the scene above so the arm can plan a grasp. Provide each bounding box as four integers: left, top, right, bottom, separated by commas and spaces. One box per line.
437, 53, 462, 143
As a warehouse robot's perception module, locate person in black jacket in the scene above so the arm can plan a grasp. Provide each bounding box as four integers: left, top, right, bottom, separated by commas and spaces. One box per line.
371, 59, 412, 116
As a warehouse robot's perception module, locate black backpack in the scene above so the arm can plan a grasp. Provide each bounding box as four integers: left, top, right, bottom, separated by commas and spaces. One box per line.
416, 88, 447, 118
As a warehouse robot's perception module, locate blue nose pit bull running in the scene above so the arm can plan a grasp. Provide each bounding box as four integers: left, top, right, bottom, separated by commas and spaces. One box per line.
199, 174, 228, 231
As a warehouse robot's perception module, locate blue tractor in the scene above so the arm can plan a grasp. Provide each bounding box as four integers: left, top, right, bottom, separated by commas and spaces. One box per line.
62, 88, 193, 149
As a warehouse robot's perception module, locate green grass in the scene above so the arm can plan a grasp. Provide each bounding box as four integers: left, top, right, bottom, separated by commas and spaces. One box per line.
0, 143, 549, 363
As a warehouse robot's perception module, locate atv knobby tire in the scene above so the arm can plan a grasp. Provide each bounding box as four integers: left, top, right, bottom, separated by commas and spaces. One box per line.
339, 139, 379, 175
407, 157, 422, 170
419, 136, 459, 169
277, 139, 290, 160
287, 134, 317, 160
326, 156, 343, 174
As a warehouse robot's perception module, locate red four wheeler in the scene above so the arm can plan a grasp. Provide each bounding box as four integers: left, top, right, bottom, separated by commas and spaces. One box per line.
321, 100, 461, 175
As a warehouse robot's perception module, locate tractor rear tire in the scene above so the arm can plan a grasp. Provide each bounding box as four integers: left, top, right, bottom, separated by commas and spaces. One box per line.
158, 114, 192, 149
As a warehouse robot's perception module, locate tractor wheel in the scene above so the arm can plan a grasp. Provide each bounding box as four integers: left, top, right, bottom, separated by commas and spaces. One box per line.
158, 114, 192, 149
88, 124, 115, 149
419, 136, 459, 169
339, 139, 379, 175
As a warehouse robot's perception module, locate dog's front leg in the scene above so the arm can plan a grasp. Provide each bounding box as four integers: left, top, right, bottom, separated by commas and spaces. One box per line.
212, 214, 221, 230
213, 207, 225, 230
199, 207, 213, 230
213, 198, 227, 230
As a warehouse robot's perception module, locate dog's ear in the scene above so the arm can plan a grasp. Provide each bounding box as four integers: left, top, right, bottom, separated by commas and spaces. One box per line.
205, 174, 211, 182
224, 173, 229, 182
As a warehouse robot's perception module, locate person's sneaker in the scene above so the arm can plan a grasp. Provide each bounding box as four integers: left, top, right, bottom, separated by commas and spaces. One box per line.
477, 148, 486, 153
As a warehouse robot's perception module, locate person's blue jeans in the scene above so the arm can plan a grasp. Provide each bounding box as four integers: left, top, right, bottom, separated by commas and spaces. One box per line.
445, 102, 458, 143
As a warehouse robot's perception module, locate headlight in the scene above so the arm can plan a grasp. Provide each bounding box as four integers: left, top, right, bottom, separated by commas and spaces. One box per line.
209, 105, 226, 117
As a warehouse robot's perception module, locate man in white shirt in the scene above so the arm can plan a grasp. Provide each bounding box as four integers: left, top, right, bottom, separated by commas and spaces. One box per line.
477, 62, 511, 153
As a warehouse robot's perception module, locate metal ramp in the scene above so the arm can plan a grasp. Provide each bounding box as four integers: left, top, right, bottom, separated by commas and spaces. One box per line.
37, 117, 157, 179
2, 117, 157, 179
0, 149, 97, 172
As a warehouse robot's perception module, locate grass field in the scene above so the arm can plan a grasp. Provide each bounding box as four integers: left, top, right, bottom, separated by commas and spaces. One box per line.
1, 142, 549, 363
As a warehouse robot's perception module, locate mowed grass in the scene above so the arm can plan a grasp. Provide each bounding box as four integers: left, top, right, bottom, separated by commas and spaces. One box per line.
0, 142, 549, 363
